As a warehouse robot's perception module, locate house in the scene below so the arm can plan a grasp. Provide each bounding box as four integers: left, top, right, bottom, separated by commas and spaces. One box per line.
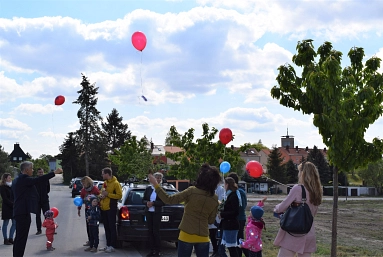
9, 143, 29, 163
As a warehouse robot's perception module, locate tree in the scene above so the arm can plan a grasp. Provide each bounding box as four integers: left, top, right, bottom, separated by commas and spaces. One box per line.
359, 159, 383, 195
109, 135, 153, 181
58, 132, 81, 183
102, 108, 131, 152
271, 39, 383, 256
73, 74, 103, 176
165, 123, 245, 181
307, 146, 332, 185
30, 158, 50, 176
0, 145, 12, 176
266, 146, 287, 186
285, 159, 298, 184
164, 129, 180, 146
243, 140, 268, 152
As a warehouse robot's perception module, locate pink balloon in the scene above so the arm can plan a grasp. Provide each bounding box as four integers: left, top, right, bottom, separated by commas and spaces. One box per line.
131, 31, 147, 51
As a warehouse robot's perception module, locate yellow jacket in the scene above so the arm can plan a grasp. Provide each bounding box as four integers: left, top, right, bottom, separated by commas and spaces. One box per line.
100, 176, 122, 211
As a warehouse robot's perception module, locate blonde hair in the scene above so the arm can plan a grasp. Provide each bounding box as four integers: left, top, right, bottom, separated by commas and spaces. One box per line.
298, 162, 323, 206
81, 176, 94, 188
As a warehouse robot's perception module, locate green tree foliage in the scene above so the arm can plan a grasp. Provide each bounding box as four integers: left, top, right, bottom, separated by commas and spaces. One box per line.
29, 158, 50, 176
102, 108, 131, 152
109, 135, 153, 182
266, 146, 287, 184
165, 123, 245, 181
164, 129, 180, 146
285, 159, 298, 184
0, 145, 12, 176
271, 39, 383, 256
244, 140, 268, 152
307, 146, 332, 185
58, 132, 81, 183
359, 159, 383, 195
73, 74, 104, 176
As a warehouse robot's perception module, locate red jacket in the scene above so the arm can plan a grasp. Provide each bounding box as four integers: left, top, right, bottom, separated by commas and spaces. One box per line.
42, 219, 57, 235
78, 186, 100, 211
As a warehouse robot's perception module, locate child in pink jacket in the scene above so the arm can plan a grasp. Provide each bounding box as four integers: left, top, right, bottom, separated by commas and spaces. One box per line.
42, 210, 58, 251
239, 197, 267, 257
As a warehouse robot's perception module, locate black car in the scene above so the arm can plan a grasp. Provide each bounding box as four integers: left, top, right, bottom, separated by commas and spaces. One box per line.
116, 183, 184, 248
71, 177, 83, 198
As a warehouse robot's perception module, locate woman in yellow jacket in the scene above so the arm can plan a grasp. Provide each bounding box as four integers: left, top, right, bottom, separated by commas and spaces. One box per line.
148, 163, 221, 257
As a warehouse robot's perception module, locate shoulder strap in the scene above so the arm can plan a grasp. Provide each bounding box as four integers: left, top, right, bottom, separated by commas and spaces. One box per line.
300, 185, 307, 203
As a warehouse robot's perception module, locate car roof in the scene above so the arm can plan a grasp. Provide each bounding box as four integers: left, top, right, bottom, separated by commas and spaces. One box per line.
122, 183, 177, 191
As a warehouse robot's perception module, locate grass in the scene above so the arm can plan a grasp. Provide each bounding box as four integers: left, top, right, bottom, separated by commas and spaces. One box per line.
246, 199, 383, 257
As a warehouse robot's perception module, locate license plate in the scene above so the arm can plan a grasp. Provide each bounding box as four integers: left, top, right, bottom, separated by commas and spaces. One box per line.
161, 216, 169, 222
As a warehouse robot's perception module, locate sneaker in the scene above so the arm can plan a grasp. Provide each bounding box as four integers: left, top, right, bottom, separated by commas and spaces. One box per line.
105, 246, 115, 253
83, 241, 90, 246
47, 247, 55, 251
36, 231, 42, 235
84, 247, 92, 251
99, 246, 108, 251
90, 247, 98, 252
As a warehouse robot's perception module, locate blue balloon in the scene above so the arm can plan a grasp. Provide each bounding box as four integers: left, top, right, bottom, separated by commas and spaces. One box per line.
220, 161, 231, 174
74, 197, 83, 207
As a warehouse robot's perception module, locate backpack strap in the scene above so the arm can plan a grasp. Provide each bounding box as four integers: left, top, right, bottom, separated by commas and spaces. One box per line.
300, 185, 307, 204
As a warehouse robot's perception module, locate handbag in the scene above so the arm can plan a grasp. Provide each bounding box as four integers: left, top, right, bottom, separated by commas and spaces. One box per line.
280, 185, 313, 235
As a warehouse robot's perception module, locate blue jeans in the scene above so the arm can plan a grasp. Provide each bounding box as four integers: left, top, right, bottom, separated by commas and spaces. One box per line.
2, 219, 16, 239
177, 240, 209, 257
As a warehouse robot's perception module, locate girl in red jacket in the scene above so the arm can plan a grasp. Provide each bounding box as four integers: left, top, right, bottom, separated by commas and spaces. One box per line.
42, 210, 58, 251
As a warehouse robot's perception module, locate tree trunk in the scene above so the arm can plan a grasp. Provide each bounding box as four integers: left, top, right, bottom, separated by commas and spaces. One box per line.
331, 166, 339, 257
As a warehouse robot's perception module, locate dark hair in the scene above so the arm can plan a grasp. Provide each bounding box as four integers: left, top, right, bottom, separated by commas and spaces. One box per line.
224, 177, 238, 191
102, 167, 113, 176
227, 172, 239, 184
195, 163, 221, 196
0, 173, 11, 186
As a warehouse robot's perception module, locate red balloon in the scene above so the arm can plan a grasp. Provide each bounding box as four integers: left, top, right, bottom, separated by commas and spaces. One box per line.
219, 128, 233, 145
54, 95, 65, 106
51, 207, 59, 218
246, 161, 263, 178
132, 31, 147, 51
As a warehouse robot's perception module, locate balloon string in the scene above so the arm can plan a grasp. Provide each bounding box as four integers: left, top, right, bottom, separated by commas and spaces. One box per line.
51, 111, 58, 144
140, 51, 144, 95
261, 175, 293, 189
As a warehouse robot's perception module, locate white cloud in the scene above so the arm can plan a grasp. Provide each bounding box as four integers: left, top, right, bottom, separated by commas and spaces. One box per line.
0, 118, 32, 130
13, 103, 62, 115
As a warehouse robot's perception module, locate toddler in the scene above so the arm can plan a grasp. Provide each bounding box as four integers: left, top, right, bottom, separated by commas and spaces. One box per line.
42, 210, 58, 251
84, 195, 101, 252
239, 197, 267, 257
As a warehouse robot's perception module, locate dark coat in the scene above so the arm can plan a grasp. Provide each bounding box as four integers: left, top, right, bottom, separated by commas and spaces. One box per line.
12, 172, 55, 217
0, 184, 14, 220
220, 190, 240, 230
142, 186, 165, 213
35, 177, 50, 204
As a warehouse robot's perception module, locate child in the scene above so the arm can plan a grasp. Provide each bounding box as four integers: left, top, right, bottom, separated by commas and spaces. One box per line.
42, 210, 58, 251
84, 195, 101, 252
239, 197, 267, 257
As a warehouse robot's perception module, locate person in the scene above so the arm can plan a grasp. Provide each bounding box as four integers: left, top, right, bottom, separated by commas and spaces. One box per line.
227, 172, 248, 257
11, 161, 62, 257
273, 161, 323, 257
42, 209, 58, 251
239, 197, 267, 257
84, 195, 101, 253
35, 168, 51, 235
143, 172, 165, 257
98, 167, 122, 253
219, 177, 240, 257
148, 163, 221, 257
77, 176, 100, 247
0, 173, 16, 245
208, 180, 225, 257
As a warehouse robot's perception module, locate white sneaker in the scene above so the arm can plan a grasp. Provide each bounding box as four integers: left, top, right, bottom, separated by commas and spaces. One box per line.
105, 246, 115, 253
99, 246, 108, 251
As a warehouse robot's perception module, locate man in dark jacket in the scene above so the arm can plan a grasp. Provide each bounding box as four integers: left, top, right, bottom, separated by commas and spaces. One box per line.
12, 161, 62, 257
35, 168, 51, 235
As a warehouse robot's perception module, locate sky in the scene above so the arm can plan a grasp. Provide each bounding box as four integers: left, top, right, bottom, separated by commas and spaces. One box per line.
1, 0, 383, 159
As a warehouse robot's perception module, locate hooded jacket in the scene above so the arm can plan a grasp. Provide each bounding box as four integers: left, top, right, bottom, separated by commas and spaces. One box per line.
100, 176, 122, 211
